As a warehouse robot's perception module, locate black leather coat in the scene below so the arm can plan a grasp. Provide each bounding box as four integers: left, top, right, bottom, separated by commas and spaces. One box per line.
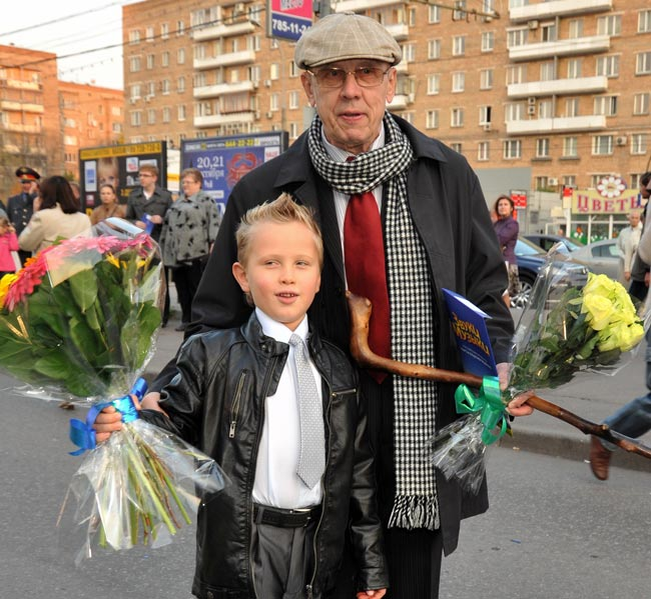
143, 313, 388, 599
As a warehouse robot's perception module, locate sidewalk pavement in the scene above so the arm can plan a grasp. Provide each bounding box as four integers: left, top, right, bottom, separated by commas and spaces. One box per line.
147, 304, 651, 475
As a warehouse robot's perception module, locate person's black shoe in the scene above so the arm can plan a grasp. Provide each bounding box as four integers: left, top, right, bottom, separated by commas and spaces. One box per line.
161, 319, 168, 328
174, 323, 188, 332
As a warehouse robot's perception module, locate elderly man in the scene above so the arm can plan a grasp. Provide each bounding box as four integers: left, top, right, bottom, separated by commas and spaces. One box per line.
617, 209, 643, 284
131, 12, 531, 599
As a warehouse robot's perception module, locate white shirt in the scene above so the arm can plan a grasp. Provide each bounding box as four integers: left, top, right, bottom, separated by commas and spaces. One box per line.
252, 308, 324, 508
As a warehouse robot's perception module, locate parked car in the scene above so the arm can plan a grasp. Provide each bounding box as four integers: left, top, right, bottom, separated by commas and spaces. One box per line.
570, 239, 622, 282
512, 237, 589, 309
524, 234, 584, 253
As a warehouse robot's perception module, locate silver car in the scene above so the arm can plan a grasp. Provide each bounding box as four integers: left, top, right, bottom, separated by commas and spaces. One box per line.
570, 239, 622, 281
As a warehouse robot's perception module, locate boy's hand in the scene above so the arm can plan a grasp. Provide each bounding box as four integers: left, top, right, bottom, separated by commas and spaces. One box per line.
93, 405, 123, 443
356, 590, 386, 599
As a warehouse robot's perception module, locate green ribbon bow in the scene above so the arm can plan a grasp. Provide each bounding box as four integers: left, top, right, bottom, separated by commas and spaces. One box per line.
454, 376, 508, 445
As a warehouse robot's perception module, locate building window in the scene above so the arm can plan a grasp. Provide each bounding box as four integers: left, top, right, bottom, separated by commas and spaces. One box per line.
540, 62, 555, 81
270, 63, 280, 80
453, 0, 466, 20
563, 137, 578, 158
507, 28, 528, 48
289, 91, 299, 109
129, 30, 141, 45
481, 31, 494, 52
505, 103, 524, 122
451, 108, 464, 128
147, 81, 155, 96
480, 69, 493, 90
289, 62, 299, 77
428, 5, 440, 23
477, 141, 489, 161
503, 140, 521, 159
428, 39, 441, 60
592, 135, 613, 155
178, 105, 186, 121
146, 54, 155, 69
162, 52, 170, 67
633, 93, 650, 115
594, 96, 618, 116
506, 65, 525, 85
452, 72, 465, 93
597, 15, 621, 36
147, 109, 156, 125
568, 19, 583, 39
177, 77, 186, 93
130, 84, 141, 100
479, 105, 492, 125
426, 110, 439, 129
427, 74, 440, 95
270, 93, 279, 111
567, 58, 582, 79
162, 107, 171, 123
145, 27, 154, 42
596, 55, 619, 78
536, 138, 550, 158
636, 52, 651, 74
563, 175, 577, 188
177, 48, 186, 64
403, 44, 416, 62
631, 133, 647, 155
177, 20, 185, 36
451, 143, 462, 154
565, 98, 579, 118
539, 100, 553, 119
161, 23, 169, 39
639, 10, 651, 33
129, 56, 141, 73
535, 177, 549, 190
452, 36, 465, 56
130, 111, 142, 127
541, 23, 557, 42
161, 79, 170, 95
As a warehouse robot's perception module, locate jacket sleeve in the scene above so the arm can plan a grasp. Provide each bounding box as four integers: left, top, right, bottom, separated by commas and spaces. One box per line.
348, 389, 389, 592
637, 225, 651, 265
18, 213, 45, 252
8, 232, 19, 252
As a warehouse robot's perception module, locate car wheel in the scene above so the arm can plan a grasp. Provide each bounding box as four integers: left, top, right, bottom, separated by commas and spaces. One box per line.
510, 275, 534, 309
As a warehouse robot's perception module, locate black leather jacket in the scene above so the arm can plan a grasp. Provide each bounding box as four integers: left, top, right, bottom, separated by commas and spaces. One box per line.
143, 313, 388, 599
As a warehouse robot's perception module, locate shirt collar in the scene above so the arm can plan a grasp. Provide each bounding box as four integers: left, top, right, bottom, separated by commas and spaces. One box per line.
321, 123, 386, 162
255, 308, 309, 345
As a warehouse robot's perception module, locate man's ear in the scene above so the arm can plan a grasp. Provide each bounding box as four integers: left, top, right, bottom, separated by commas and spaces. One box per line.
232, 262, 250, 293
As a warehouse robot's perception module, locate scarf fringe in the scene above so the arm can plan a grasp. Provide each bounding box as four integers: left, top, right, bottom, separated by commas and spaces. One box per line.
387, 494, 439, 531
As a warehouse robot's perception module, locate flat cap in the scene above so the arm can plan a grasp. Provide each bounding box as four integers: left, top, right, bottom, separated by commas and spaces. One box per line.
294, 12, 402, 69
15, 166, 40, 181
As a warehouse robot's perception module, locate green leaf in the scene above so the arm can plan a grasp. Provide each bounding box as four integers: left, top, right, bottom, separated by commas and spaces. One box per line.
69, 269, 99, 312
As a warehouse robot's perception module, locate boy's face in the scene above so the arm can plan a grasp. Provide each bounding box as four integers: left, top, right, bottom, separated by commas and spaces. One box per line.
232, 221, 321, 331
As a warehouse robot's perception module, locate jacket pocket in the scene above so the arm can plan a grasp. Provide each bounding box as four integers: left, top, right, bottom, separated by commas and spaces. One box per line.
228, 369, 249, 438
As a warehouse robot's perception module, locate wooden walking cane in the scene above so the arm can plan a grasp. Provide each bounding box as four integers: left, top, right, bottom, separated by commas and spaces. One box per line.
346, 292, 651, 459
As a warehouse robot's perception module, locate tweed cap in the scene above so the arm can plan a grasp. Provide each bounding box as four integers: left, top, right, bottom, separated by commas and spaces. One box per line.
294, 12, 402, 69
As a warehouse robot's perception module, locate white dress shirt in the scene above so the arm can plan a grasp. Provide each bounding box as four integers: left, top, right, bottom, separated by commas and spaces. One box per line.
252, 308, 324, 508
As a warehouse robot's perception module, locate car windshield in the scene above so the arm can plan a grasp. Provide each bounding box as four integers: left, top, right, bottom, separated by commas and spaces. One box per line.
515, 238, 545, 256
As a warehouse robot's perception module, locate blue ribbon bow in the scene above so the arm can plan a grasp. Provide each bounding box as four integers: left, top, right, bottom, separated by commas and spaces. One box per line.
68, 378, 148, 455
454, 376, 508, 445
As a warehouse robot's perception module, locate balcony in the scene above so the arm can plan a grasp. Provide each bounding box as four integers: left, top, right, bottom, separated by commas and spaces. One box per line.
395, 61, 409, 74
194, 111, 255, 128
510, 0, 612, 23
194, 80, 256, 99
3, 123, 42, 133
0, 100, 44, 113
388, 94, 409, 111
192, 21, 255, 41
505, 114, 607, 135
385, 23, 409, 41
194, 49, 256, 70
335, 0, 405, 11
509, 35, 610, 62
507, 76, 608, 99
1, 79, 40, 91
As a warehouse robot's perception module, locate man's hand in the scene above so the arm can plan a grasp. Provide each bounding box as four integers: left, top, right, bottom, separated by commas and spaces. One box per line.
147, 214, 163, 225
496, 362, 534, 417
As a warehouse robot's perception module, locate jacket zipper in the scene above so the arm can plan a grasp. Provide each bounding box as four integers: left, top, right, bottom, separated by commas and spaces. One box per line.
249, 355, 279, 599
229, 370, 248, 438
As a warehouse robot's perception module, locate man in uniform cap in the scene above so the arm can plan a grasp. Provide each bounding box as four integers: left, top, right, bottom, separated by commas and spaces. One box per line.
7, 166, 40, 265
141, 12, 532, 599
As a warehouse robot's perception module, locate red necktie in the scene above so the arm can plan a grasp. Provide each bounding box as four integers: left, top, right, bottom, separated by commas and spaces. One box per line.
344, 189, 391, 383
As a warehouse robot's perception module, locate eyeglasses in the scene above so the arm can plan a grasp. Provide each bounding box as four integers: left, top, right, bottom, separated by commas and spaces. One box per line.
138, 173, 153, 178
307, 66, 391, 88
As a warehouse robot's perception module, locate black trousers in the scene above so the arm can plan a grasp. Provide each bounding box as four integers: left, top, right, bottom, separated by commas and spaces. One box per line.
329, 374, 444, 599
172, 259, 205, 324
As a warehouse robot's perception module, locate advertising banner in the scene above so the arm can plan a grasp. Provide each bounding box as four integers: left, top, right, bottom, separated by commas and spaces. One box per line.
180, 132, 288, 214
79, 141, 167, 210
267, 0, 313, 41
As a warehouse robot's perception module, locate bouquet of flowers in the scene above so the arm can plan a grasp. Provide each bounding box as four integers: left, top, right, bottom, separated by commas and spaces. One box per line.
428, 249, 646, 493
0, 218, 226, 562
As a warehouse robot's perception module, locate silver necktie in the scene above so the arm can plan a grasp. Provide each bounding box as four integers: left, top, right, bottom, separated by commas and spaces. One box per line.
289, 334, 325, 489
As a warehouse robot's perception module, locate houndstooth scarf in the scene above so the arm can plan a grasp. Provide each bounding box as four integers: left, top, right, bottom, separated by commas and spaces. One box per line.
309, 113, 440, 530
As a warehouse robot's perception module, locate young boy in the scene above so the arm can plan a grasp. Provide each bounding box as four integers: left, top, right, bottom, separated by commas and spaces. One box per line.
95, 193, 387, 599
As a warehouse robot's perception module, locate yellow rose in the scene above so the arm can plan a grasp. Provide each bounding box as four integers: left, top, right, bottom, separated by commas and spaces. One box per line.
583, 273, 618, 300
598, 321, 645, 352
582, 293, 616, 331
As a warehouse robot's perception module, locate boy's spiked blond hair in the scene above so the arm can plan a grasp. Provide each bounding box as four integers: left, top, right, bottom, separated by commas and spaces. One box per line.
235, 193, 323, 267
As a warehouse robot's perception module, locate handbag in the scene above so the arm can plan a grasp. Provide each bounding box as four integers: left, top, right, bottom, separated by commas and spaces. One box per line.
11, 250, 22, 272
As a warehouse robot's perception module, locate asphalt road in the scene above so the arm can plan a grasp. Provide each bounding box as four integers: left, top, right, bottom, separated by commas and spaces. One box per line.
2, 374, 649, 599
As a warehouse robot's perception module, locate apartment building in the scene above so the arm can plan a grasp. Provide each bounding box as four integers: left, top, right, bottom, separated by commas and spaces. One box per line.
122, 0, 651, 194
0, 45, 60, 199
59, 82, 125, 181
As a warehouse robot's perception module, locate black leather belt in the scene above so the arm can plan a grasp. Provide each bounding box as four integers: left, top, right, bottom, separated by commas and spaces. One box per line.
253, 503, 321, 528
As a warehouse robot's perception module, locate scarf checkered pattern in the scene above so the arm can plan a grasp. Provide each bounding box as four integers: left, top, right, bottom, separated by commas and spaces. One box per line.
309, 114, 440, 530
